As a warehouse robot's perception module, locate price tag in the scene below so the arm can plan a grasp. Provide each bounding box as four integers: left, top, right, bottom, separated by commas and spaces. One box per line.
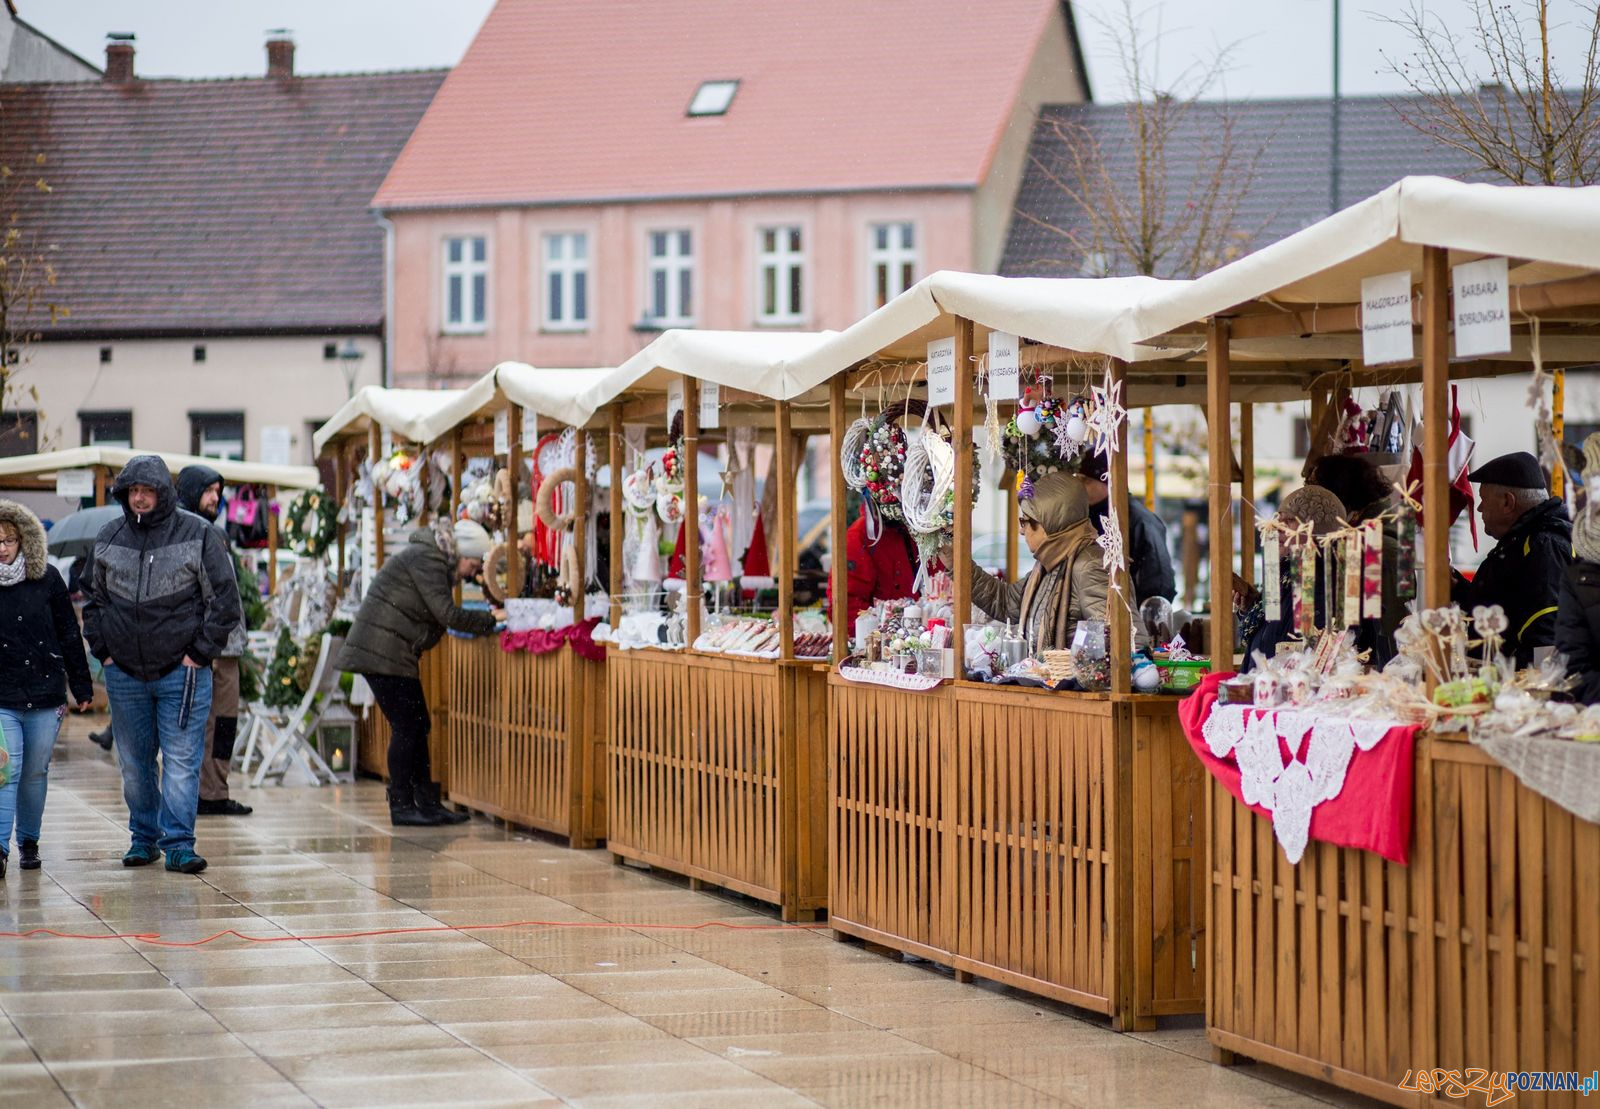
1359, 270, 1413, 365
1262, 529, 1281, 622
699, 382, 720, 429
987, 331, 1019, 400
927, 337, 956, 406
493, 410, 509, 456
54, 469, 95, 499
521, 406, 537, 450
666, 379, 685, 432
1453, 256, 1511, 357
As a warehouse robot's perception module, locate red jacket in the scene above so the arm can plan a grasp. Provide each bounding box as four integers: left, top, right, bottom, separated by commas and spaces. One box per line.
839, 517, 920, 627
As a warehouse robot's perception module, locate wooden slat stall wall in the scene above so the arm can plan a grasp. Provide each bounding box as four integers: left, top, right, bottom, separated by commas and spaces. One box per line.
829, 680, 1203, 1028
1207, 734, 1600, 1108
354, 644, 450, 781
608, 650, 828, 920
357, 705, 390, 778
444, 637, 608, 845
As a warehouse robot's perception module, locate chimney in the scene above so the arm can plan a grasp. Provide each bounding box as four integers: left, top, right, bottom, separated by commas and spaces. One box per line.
104, 32, 135, 83
265, 29, 294, 80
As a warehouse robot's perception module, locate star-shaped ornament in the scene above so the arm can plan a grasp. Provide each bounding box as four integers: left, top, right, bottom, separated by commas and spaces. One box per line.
1096, 503, 1127, 582
720, 464, 740, 500
1086, 373, 1127, 460
1052, 413, 1083, 460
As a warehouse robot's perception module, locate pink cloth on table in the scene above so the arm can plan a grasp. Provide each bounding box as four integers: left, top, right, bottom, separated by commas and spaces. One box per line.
500, 618, 605, 662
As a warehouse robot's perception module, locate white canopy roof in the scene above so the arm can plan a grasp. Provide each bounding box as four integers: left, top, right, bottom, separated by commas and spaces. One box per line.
312, 385, 474, 456
0, 447, 322, 490
408, 365, 620, 443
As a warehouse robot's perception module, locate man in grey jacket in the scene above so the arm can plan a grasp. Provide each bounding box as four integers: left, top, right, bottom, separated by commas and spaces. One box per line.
81, 456, 241, 874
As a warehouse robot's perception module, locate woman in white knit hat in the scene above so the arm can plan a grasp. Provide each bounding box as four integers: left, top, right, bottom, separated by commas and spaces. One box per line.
335, 519, 503, 826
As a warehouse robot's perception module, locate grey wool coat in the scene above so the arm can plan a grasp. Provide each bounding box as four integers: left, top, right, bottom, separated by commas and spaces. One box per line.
335, 524, 496, 680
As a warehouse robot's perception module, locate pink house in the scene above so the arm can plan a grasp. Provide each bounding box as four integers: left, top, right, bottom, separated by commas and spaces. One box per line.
374, 0, 1090, 386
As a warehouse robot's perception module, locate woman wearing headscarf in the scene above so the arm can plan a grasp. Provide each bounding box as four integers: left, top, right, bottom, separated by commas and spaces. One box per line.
0, 501, 93, 879
1555, 434, 1600, 702
1238, 485, 1344, 669
969, 472, 1109, 655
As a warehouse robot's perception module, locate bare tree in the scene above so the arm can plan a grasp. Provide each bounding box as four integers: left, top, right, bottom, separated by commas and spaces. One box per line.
0, 146, 65, 447
1014, 0, 1268, 279
1385, 0, 1600, 185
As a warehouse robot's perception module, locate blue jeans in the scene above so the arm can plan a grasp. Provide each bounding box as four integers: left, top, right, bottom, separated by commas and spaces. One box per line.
105, 663, 213, 854
0, 707, 63, 856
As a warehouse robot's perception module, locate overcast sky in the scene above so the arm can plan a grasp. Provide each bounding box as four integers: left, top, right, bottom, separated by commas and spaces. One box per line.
25, 0, 1597, 102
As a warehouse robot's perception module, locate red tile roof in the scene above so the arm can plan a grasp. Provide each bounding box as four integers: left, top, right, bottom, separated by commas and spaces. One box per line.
374, 0, 1068, 211
1, 70, 445, 336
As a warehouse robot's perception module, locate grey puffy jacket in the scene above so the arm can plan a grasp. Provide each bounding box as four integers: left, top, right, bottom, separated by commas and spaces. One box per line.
335, 526, 496, 680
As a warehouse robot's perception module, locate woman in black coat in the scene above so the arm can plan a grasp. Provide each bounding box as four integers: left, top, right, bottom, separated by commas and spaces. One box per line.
0, 500, 93, 878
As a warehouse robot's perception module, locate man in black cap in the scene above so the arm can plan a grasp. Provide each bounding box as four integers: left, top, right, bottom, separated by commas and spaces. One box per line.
1454, 450, 1570, 666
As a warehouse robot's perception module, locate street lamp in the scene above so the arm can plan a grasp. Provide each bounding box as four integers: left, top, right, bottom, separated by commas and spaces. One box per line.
337, 339, 365, 399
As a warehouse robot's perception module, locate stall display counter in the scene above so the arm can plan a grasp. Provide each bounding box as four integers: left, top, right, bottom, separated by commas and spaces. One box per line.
829, 677, 1204, 1030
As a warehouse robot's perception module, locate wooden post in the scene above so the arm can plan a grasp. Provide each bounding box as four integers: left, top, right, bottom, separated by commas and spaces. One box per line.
573, 430, 588, 623
507, 402, 524, 599
94, 467, 107, 508
334, 449, 347, 601
829, 376, 848, 664
1108, 359, 1133, 694
952, 318, 975, 673
369, 424, 386, 568
450, 429, 463, 605
1182, 507, 1201, 607
1207, 317, 1234, 671
1143, 413, 1157, 510
1553, 368, 1566, 498
1423, 245, 1452, 609
609, 406, 624, 628
1004, 485, 1019, 582
1240, 403, 1256, 587
266, 484, 279, 597
775, 401, 795, 661
681, 375, 701, 646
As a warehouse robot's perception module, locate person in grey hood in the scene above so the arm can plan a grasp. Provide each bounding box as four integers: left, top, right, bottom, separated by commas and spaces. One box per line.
80, 455, 241, 874
175, 464, 253, 817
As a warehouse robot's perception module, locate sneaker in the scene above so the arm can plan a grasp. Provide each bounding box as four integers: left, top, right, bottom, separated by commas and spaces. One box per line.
122, 844, 160, 867
197, 799, 253, 816
164, 849, 208, 874
18, 839, 39, 870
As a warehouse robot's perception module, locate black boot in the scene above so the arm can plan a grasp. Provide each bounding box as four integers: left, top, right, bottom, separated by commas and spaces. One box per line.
414, 781, 470, 825
89, 727, 113, 751
18, 839, 39, 870
0, 850, 7, 881
387, 785, 443, 827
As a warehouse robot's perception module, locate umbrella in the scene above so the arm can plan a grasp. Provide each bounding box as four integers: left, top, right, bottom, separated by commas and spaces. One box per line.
46, 505, 122, 558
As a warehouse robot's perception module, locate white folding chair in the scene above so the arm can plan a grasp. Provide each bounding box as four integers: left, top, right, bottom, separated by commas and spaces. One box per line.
234, 630, 280, 778
249, 633, 342, 787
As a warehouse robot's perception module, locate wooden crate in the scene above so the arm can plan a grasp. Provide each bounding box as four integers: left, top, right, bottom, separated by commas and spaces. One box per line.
1206, 733, 1600, 1107
607, 649, 829, 921
355, 643, 451, 784
828, 678, 1205, 1029
445, 635, 606, 846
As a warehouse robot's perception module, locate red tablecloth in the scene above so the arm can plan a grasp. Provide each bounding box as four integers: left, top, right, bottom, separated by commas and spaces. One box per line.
1177, 671, 1416, 864
500, 618, 605, 662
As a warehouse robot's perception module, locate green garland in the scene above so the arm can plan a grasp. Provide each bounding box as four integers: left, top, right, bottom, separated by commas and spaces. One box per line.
284, 488, 338, 559
262, 627, 308, 709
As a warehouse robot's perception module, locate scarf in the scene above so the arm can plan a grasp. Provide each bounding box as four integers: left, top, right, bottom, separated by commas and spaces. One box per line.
1016, 518, 1098, 652
0, 557, 26, 587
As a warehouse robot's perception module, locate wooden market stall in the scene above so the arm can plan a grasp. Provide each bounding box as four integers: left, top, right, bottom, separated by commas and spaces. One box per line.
1136, 177, 1600, 1104
395, 364, 617, 848
596, 329, 839, 921
313, 385, 477, 786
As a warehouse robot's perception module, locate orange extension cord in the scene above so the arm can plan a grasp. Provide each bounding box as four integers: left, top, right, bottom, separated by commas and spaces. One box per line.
0, 919, 831, 948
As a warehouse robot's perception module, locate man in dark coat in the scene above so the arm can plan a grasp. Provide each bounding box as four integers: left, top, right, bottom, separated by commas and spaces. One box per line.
80, 455, 242, 874
1454, 451, 1571, 667
1078, 453, 1177, 606
336, 519, 501, 826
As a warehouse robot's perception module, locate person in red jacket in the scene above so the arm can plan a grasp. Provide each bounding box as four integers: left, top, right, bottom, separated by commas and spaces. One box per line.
841, 515, 922, 627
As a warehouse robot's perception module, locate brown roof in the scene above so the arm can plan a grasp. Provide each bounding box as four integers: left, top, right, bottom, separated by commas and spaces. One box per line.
374, 0, 1077, 211
1, 70, 445, 337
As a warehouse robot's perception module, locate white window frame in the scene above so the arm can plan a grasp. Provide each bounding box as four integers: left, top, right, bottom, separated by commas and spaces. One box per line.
867, 221, 917, 309
441, 235, 488, 334
756, 224, 805, 325
541, 231, 590, 332
644, 229, 694, 327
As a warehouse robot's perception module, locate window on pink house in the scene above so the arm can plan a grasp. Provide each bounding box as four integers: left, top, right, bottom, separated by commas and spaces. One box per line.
757, 225, 804, 325
868, 222, 916, 308
443, 236, 488, 333
646, 230, 693, 327
544, 232, 590, 331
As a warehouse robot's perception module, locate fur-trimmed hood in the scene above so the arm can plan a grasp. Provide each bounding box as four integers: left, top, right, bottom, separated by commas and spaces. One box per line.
0, 499, 49, 581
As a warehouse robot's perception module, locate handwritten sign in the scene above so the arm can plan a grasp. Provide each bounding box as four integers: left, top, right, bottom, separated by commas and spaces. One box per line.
987, 331, 1020, 400
927, 337, 956, 406
521, 407, 538, 450
699, 382, 720, 429
1360, 271, 1414, 365
1453, 256, 1511, 358
381, 429, 394, 459
55, 469, 95, 499
667, 379, 685, 432
493, 410, 509, 456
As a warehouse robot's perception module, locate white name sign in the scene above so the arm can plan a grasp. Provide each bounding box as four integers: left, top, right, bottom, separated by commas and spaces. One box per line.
987, 331, 1020, 400
521, 407, 538, 450
666, 379, 685, 431
699, 382, 720, 429
1359, 270, 1414, 365
1453, 256, 1511, 358
927, 337, 956, 406
55, 469, 95, 499
493, 410, 509, 456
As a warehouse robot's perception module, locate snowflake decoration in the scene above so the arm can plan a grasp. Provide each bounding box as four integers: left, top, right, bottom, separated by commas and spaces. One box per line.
1052, 411, 1083, 460
1096, 501, 1127, 589
1086, 371, 1127, 460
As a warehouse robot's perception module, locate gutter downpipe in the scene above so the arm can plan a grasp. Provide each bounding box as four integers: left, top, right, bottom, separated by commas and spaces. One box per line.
375, 210, 396, 388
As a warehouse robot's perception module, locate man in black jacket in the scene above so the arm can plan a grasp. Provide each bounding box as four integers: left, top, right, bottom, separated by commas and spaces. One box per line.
81, 456, 241, 874
1455, 451, 1571, 667
1078, 453, 1177, 606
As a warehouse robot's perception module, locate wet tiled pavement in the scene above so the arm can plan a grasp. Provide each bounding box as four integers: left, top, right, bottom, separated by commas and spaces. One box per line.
0, 719, 1376, 1107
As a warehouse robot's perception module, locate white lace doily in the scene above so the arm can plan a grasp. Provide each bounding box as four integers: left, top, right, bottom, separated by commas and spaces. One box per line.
1202, 705, 1397, 863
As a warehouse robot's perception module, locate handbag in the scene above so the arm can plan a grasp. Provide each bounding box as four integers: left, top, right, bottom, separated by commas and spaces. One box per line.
226, 486, 270, 549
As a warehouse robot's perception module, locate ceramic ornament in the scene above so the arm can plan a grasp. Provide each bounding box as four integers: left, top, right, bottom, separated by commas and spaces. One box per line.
632, 513, 662, 584
1016, 406, 1042, 438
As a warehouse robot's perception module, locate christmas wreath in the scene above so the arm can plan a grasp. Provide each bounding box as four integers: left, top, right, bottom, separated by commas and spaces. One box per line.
859, 399, 925, 522
262, 627, 308, 709
284, 488, 338, 559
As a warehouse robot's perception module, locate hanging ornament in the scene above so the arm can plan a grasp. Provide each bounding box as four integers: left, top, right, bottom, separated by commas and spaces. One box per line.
1016, 406, 1042, 438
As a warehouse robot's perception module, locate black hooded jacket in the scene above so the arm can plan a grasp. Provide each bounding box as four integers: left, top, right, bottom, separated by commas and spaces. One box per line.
1454, 496, 1572, 667
80, 455, 242, 680
0, 500, 93, 709
175, 463, 248, 659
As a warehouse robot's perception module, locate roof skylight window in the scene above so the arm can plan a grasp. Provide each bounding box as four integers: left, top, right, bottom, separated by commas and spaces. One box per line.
687, 80, 739, 117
